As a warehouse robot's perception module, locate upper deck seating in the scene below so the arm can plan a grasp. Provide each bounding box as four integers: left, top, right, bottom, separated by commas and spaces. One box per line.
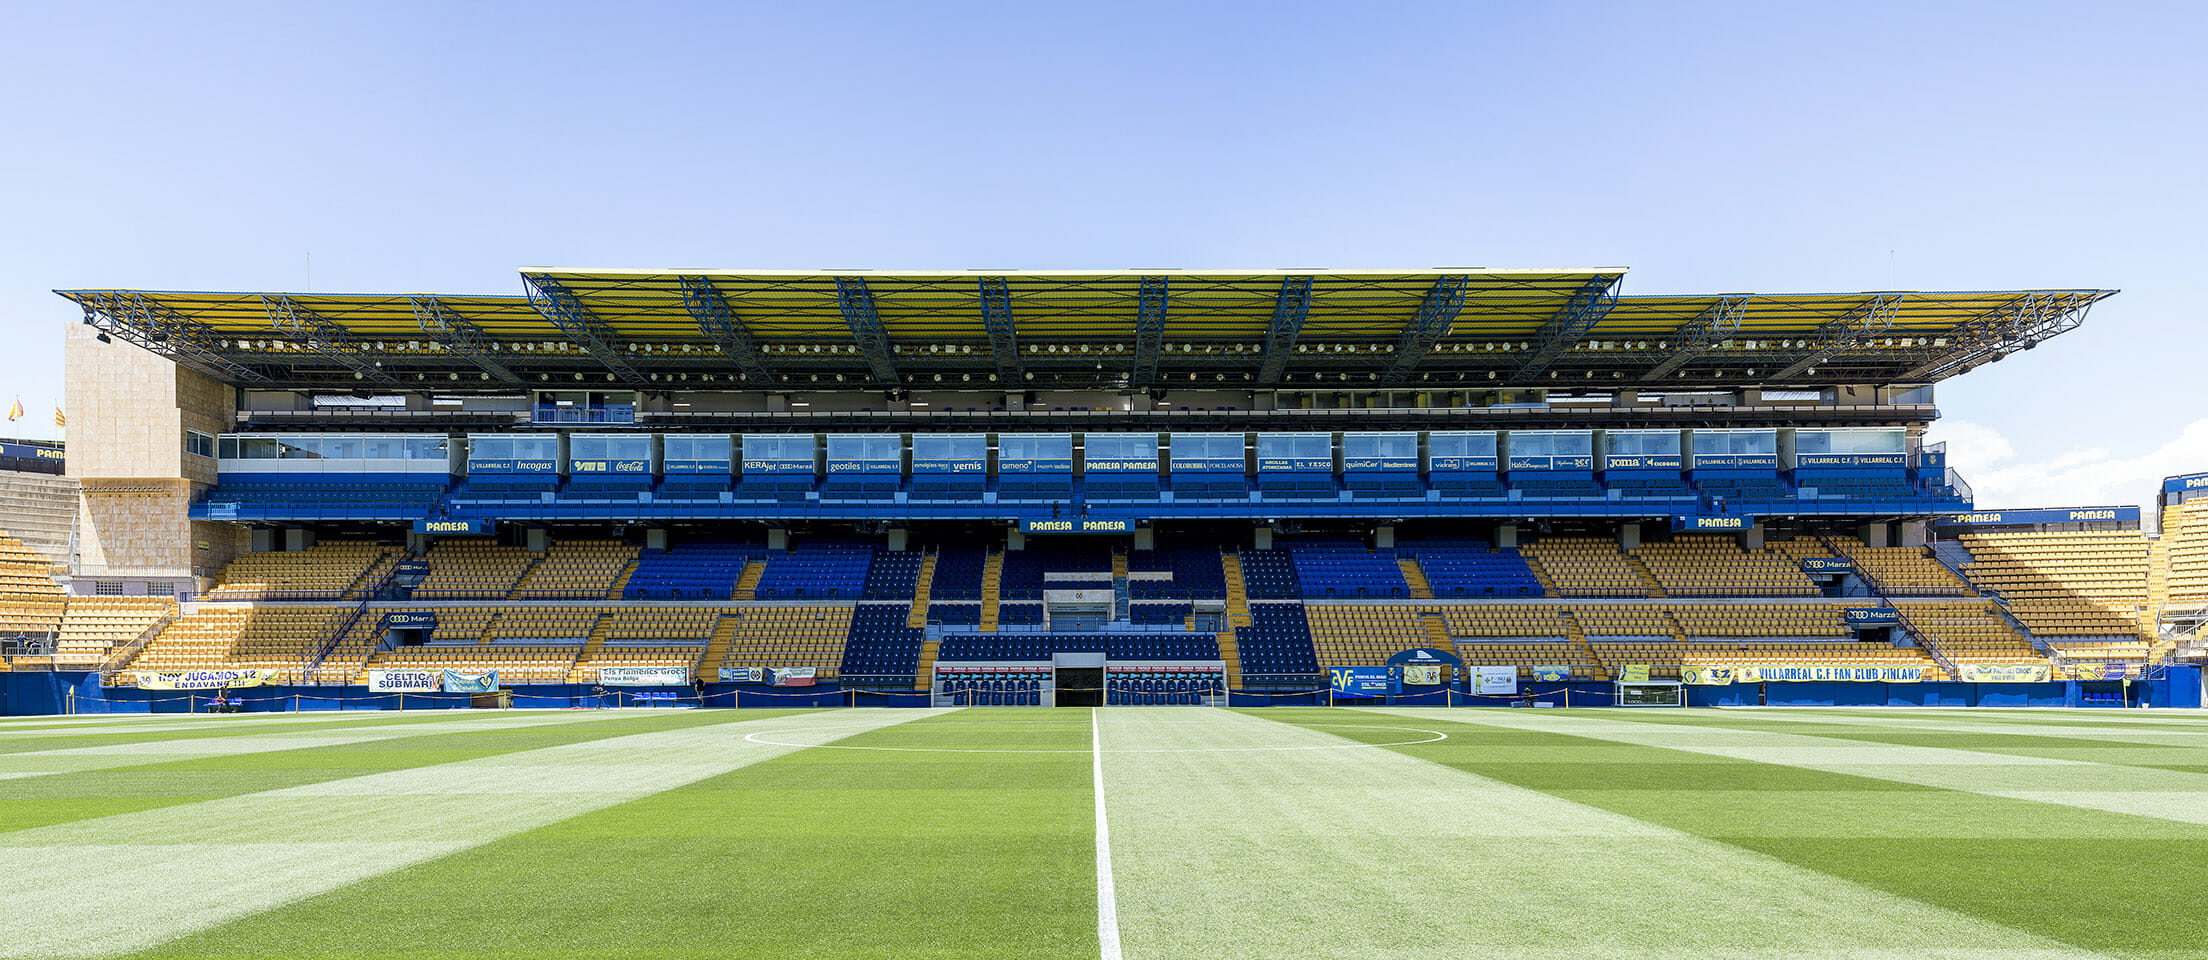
511, 540, 636, 599
1521, 537, 1650, 598
205, 542, 396, 601
1286, 540, 1408, 599
1397, 539, 1543, 598
999, 542, 1112, 601
930, 546, 987, 600
754, 540, 874, 600
625, 539, 765, 600
1237, 550, 1301, 599
1955, 530, 2150, 637
412, 541, 537, 599
1510, 472, 1604, 500
862, 551, 924, 600
1128, 545, 1226, 600
1633, 537, 1819, 597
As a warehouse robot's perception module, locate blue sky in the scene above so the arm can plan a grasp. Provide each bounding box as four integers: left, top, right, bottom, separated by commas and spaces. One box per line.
2, 1, 2201, 507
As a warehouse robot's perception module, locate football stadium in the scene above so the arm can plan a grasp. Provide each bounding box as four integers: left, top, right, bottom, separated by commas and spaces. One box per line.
6, 267, 2208, 957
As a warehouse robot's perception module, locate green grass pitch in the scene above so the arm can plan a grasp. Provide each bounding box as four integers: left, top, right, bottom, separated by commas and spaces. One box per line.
4, 705, 2208, 958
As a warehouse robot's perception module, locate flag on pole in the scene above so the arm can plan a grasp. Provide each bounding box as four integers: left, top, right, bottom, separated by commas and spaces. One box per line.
53, 406, 65, 428
6, 397, 20, 422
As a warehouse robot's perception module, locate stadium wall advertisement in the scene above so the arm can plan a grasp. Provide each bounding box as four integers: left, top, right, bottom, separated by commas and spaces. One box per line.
598, 666, 691, 686
1472, 666, 1518, 695
1329, 667, 1390, 698
367, 670, 441, 693
1954, 663, 2053, 683
1935, 507, 2139, 526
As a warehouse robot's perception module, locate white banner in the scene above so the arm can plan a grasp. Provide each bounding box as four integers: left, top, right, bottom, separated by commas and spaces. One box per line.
367, 670, 441, 693
1474, 665, 1518, 695
598, 665, 692, 687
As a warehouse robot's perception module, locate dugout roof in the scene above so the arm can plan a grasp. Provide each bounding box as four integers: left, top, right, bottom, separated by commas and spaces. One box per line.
57, 268, 2113, 392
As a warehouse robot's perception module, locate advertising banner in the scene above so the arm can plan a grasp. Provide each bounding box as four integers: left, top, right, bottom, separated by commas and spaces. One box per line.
442, 670, 499, 693
136, 669, 281, 690
1710, 664, 1928, 683
1616, 664, 1652, 683
367, 670, 442, 693
1955, 663, 2052, 683
1529, 665, 1574, 682
380, 611, 438, 631
1680, 665, 1737, 685
1798, 557, 1853, 573
1329, 667, 1390, 699
598, 666, 692, 687
1474, 665, 1518, 695
1400, 664, 1443, 686
719, 666, 765, 683
1844, 608, 1901, 626
771, 666, 817, 687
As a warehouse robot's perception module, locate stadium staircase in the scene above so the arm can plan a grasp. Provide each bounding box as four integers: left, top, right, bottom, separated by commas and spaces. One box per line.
732, 560, 766, 600
1628, 555, 1669, 598
1918, 539, 2060, 659
605, 559, 638, 599
1112, 551, 1130, 621
1421, 611, 1450, 647
342, 551, 401, 601
1398, 559, 1433, 599
907, 553, 938, 629
304, 601, 374, 683
1561, 611, 1609, 681
498, 553, 549, 599
1522, 553, 1561, 597
566, 616, 619, 682
97, 608, 178, 684
912, 637, 941, 690
979, 551, 1003, 631
697, 613, 741, 682
0, 472, 78, 565
1220, 554, 1254, 687
1821, 534, 1964, 679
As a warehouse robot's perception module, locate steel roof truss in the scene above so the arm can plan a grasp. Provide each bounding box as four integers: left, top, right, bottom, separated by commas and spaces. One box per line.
1900, 291, 2102, 381
677, 276, 776, 386
1766, 294, 1905, 381
1506, 274, 1623, 383
523, 276, 651, 388
1637, 297, 1752, 382
975, 277, 1020, 385
1255, 275, 1316, 385
1380, 274, 1476, 384
1130, 276, 1170, 388
410, 297, 524, 385
833, 276, 901, 386
74, 291, 268, 383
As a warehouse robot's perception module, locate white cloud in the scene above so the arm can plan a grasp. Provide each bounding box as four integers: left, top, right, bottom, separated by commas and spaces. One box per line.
1926, 418, 2208, 514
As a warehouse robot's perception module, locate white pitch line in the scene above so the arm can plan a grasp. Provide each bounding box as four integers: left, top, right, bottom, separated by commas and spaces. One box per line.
1092, 707, 1123, 960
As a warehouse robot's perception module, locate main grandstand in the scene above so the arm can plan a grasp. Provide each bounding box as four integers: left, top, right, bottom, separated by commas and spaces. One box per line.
5, 266, 2199, 711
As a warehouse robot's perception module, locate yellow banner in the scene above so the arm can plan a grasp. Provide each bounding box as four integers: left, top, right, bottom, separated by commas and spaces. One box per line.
1680, 664, 1736, 685
1955, 663, 2051, 683
136, 669, 281, 690
1617, 664, 1651, 683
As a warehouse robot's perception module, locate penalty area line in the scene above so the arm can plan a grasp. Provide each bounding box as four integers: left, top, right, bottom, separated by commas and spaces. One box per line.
1092, 707, 1124, 960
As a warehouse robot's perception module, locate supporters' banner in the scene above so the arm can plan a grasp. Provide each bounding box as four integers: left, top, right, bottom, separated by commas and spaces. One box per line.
1617, 664, 1652, 683
1473, 665, 1518, 695
1681, 664, 1737, 685
1956, 663, 2052, 683
367, 670, 441, 693
599, 666, 692, 687
719, 666, 765, 683
1727, 664, 1927, 683
1329, 667, 1390, 698
137, 669, 280, 690
771, 666, 817, 687
1529, 665, 1574, 682
1400, 663, 1443, 686
443, 670, 499, 693
2073, 663, 2129, 681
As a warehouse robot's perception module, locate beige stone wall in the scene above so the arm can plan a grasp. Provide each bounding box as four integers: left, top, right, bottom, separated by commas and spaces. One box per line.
64, 324, 239, 575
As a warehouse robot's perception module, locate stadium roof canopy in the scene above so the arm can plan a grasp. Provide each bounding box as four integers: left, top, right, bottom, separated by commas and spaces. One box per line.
57, 268, 2114, 392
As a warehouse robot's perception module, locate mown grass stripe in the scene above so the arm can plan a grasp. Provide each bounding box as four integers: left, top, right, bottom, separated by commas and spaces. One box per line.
0, 711, 818, 836
0, 711, 650, 777
0, 709, 920, 960
1106, 707, 2103, 960
1358, 708, 2208, 959
118, 707, 1097, 960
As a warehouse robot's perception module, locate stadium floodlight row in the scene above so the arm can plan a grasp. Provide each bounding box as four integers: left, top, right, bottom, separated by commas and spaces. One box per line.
12, 265, 2198, 715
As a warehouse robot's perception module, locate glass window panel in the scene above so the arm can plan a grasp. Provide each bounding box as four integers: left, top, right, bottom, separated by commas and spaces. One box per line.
570, 436, 608, 460
321, 436, 362, 460
1796, 431, 1834, 455
279, 437, 319, 459
1087, 434, 1158, 459
1001, 434, 1072, 460
1428, 432, 1497, 458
